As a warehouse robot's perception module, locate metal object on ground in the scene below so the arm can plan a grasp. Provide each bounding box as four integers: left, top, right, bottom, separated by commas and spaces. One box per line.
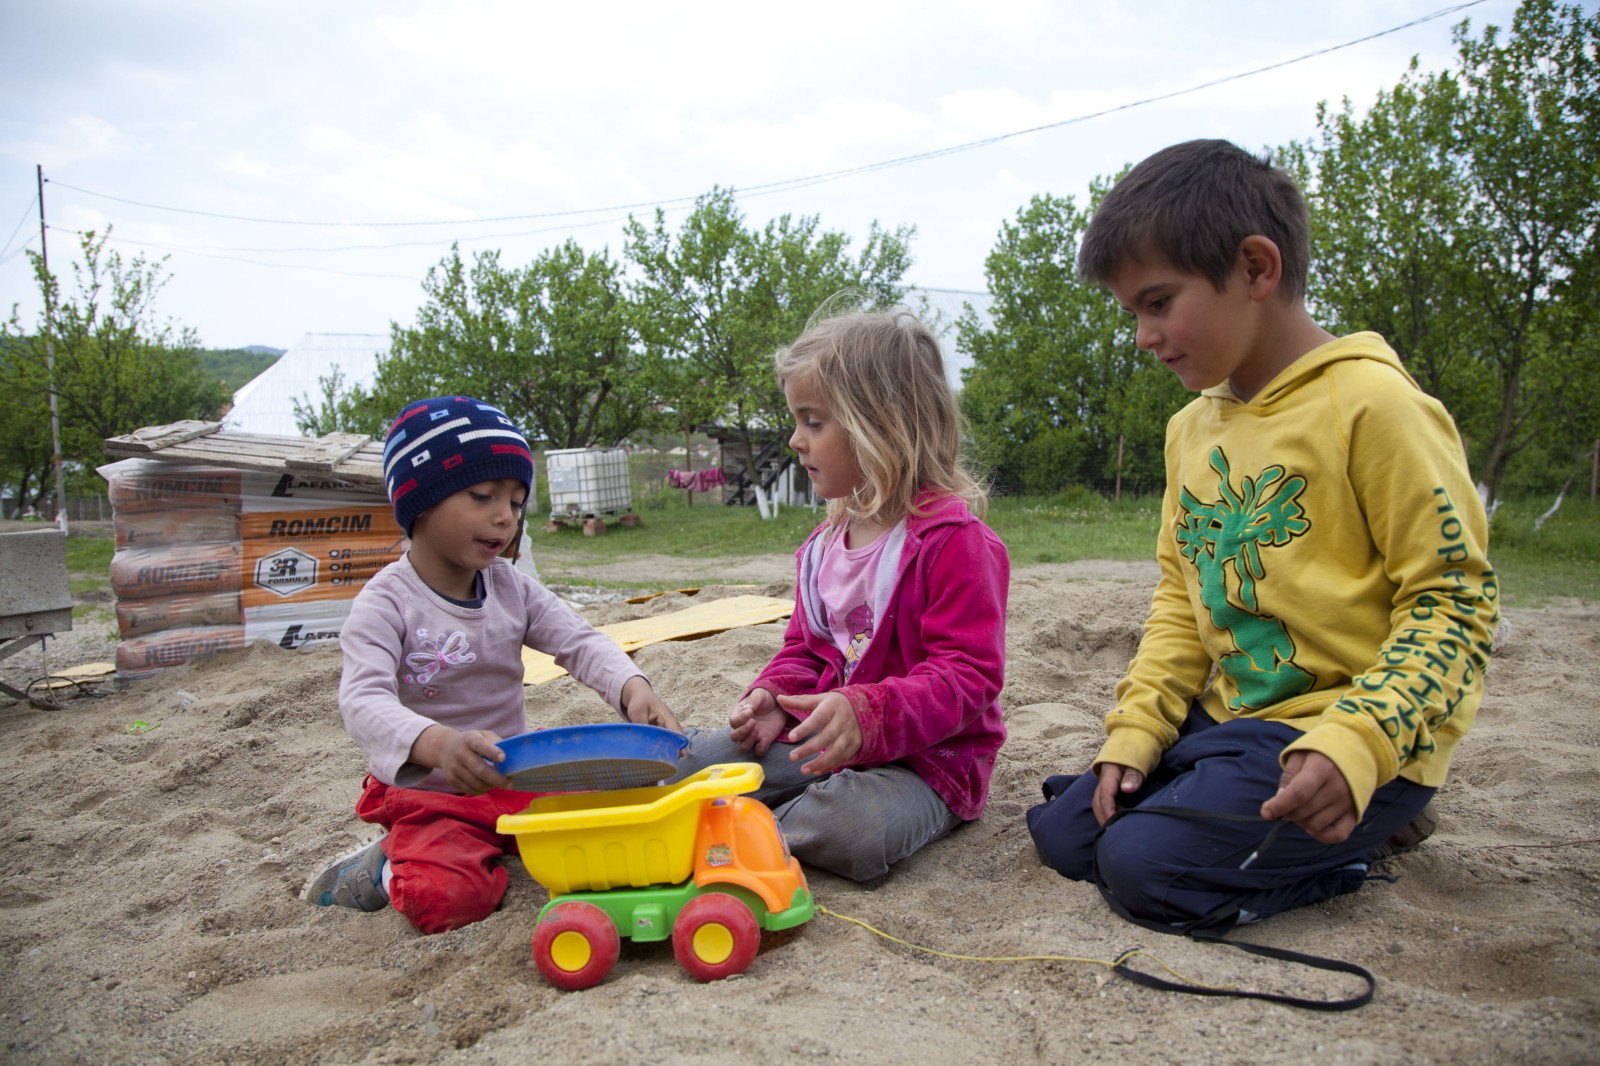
0, 529, 73, 703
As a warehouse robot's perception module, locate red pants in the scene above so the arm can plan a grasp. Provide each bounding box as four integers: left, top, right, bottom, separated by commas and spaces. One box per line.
355, 776, 540, 935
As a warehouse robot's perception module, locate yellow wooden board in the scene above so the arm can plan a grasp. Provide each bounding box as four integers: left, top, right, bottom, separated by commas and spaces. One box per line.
39, 662, 117, 689
522, 594, 792, 686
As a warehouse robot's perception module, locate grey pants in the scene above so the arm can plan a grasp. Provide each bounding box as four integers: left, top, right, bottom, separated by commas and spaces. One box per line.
671, 727, 962, 881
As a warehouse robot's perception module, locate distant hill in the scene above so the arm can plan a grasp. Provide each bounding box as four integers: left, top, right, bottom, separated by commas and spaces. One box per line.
198, 347, 284, 392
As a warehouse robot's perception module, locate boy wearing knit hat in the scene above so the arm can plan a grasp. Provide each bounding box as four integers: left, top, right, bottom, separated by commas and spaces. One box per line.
302, 396, 681, 933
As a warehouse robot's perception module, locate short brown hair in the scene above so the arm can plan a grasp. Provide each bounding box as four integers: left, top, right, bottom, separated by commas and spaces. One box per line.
775, 308, 985, 526
1077, 139, 1310, 300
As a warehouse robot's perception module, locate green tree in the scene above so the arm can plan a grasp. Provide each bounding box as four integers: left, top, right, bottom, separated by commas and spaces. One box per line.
1451, 0, 1599, 499
623, 187, 914, 480
292, 365, 376, 437
0, 229, 228, 479
0, 336, 57, 511
958, 187, 1185, 495
1284, 73, 1490, 422
1294, 0, 1600, 499
364, 240, 655, 448
199, 346, 281, 392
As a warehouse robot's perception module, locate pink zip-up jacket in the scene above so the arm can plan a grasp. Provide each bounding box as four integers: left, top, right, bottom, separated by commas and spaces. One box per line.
750, 491, 1009, 820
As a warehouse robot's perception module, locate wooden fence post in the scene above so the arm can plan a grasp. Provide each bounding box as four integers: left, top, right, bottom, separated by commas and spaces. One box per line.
1115, 435, 1125, 502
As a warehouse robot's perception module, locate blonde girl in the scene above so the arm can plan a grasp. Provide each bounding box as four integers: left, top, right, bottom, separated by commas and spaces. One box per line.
675, 308, 1010, 880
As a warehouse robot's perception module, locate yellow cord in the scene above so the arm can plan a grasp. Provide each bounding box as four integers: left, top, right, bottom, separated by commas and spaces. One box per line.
815, 903, 1238, 993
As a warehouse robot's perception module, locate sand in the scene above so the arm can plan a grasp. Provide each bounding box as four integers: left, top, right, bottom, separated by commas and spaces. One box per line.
1, 550, 1597, 1066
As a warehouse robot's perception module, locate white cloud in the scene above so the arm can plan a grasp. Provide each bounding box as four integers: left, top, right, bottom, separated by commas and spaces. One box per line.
699, 97, 936, 172
13, 113, 130, 168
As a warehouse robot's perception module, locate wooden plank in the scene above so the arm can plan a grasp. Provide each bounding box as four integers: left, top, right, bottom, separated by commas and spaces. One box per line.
520, 595, 794, 685
103, 420, 223, 453
287, 432, 373, 472
102, 422, 388, 489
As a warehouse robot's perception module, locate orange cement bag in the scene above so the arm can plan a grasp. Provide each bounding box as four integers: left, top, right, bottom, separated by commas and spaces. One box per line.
115, 591, 244, 637
243, 599, 357, 651
114, 625, 248, 678
98, 455, 404, 678
238, 504, 404, 608
110, 542, 245, 599
114, 509, 242, 550
105, 465, 242, 514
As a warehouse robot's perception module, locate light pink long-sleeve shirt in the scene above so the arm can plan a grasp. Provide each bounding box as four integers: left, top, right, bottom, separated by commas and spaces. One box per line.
338, 554, 640, 791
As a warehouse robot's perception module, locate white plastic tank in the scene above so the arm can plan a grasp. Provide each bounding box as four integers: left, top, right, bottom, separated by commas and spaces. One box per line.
545, 448, 632, 518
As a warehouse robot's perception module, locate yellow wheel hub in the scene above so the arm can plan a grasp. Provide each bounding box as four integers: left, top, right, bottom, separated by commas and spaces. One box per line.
550, 930, 593, 972
692, 922, 734, 965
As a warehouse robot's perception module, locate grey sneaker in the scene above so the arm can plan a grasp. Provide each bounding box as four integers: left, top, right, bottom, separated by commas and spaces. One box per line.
302, 837, 390, 911
1370, 803, 1438, 862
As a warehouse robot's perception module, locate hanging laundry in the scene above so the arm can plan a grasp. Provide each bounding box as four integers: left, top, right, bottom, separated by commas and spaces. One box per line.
668, 468, 728, 492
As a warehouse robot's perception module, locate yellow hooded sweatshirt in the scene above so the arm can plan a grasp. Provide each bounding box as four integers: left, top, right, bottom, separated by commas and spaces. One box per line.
1098, 333, 1498, 816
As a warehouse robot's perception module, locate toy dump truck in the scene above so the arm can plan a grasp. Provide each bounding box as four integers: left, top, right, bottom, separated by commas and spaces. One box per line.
496, 763, 813, 989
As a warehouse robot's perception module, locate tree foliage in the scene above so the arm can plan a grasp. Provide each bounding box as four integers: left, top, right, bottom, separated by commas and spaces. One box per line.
958, 187, 1186, 495
958, 0, 1596, 500
624, 187, 914, 472
1295, 0, 1599, 498
345, 240, 655, 447
0, 229, 227, 506
199, 347, 280, 392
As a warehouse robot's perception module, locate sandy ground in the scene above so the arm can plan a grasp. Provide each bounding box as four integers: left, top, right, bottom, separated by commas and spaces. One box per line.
1, 545, 1597, 1066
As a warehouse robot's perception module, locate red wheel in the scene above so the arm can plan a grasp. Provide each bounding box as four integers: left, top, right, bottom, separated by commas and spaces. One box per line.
532, 901, 619, 990
672, 893, 760, 982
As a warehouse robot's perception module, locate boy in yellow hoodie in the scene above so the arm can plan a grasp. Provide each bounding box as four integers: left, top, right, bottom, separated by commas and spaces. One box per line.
1027, 139, 1498, 930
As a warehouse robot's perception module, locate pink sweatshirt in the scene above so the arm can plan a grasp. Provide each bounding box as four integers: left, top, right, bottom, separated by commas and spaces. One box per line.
338, 554, 640, 792
752, 492, 1010, 820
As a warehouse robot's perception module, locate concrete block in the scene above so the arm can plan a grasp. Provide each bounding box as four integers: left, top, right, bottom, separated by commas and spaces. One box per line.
0, 529, 74, 638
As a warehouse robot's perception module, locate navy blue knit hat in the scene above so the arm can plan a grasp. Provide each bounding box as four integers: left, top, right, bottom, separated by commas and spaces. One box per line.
382, 396, 534, 535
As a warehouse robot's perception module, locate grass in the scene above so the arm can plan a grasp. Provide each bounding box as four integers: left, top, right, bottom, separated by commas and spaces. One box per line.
539, 497, 822, 559
65, 533, 115, 593
62, 532, 117, 625
535, 487, 1165, 567
1485, 496, 1600, 606
57, 490, 1597, 609
985, 489, 1162, 565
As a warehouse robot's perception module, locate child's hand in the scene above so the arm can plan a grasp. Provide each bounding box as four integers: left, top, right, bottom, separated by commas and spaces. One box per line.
728, 688, 788, 756
780, 692, 862, 775
1092, 763, 1144, 826
620, 676, 682, 733
411, 724, 511, 796
1260, 750, 1357, 843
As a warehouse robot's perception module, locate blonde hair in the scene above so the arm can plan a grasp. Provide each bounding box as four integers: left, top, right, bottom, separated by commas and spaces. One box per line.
775, 306, 986, 527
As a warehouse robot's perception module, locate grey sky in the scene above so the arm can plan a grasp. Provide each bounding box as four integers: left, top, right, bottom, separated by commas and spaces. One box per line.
0, 0, 1542, 351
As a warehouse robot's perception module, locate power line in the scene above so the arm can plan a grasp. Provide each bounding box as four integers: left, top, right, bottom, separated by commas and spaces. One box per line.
0, 192, 40, 261
49, 226, 420, 281
52, 205, 658, 281
0, 240, 37, 268
43, 1, 1484, 238
74, 210, 641, 257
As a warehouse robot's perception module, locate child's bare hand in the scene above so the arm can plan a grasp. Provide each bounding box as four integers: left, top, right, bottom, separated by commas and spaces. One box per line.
621, 676, 682, 733
1260, 750, 1357, 843
728, 688, 787, 756
412, 724, 510, 796
1092, 762, 1144, 826
779, 692, 861, 775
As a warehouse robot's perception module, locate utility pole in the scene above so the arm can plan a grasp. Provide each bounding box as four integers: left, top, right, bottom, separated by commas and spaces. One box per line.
36, 165, 69, 536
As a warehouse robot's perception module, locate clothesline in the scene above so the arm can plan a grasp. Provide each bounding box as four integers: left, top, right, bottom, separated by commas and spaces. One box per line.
668, 468, 726, 493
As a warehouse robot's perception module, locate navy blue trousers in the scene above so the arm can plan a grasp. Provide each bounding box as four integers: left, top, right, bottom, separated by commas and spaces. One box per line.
1026, 707, 1434, 927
